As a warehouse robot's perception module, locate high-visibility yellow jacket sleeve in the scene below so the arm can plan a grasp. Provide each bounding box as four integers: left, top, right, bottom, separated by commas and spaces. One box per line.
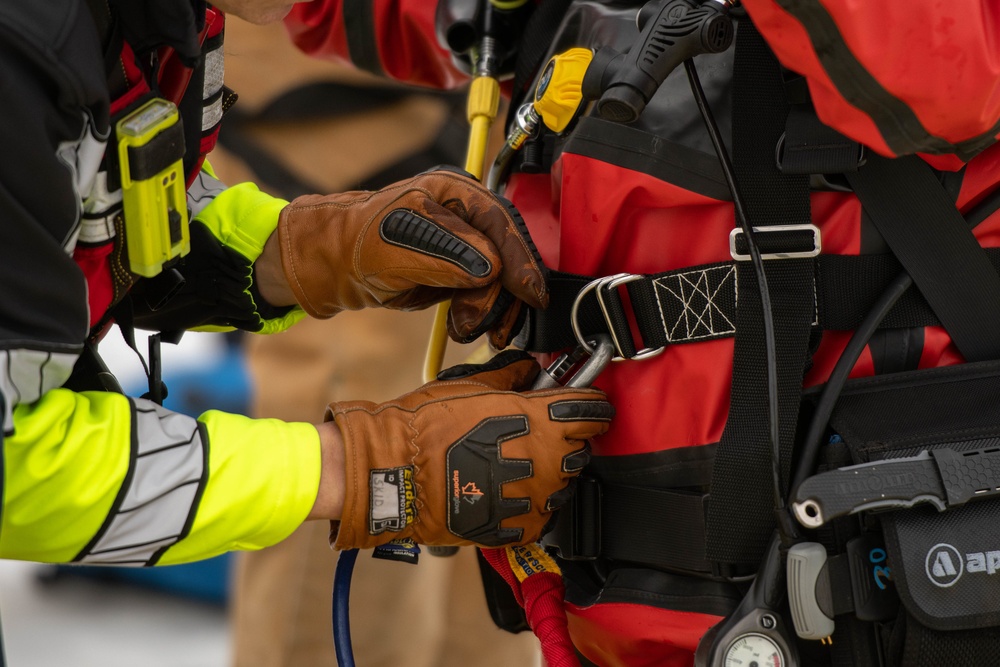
1, 389, 320, 566
191, 178, 306, 335
132, 170, 307, 336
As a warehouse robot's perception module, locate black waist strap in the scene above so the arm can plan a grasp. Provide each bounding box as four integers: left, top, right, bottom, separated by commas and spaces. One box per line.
518, 249, 1000, 356
543, 477, 715, 575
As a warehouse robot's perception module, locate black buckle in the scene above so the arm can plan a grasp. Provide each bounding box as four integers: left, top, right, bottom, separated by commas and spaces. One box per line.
775, 131, 866, 174
729, 224, 821, 261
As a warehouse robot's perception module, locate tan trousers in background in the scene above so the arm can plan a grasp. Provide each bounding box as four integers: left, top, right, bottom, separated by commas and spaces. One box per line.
216, 16, 540, 667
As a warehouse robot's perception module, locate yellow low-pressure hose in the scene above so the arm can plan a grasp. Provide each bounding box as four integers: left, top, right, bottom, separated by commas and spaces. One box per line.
425, 47, 593, 381
424, 72, 501, 382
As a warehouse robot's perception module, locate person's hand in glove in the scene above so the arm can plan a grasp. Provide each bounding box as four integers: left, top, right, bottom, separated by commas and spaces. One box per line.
255, 167, 547, 348
317, 350, 613, 550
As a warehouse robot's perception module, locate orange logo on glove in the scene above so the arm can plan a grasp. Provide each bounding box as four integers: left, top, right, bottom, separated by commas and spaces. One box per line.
461, 481, 484, 503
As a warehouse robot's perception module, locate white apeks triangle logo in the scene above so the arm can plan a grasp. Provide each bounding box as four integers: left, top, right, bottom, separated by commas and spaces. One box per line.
926, 543, 963, 587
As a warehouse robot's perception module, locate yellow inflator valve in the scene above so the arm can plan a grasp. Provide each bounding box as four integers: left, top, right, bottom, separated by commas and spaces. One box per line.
533, 47, 593, 133
486, 48, 594, 191
116, 98, 189, 278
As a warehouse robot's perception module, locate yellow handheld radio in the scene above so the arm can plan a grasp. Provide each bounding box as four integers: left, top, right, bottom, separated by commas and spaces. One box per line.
116, 98, 190, 278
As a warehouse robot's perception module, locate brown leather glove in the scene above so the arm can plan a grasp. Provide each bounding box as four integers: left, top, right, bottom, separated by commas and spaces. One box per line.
277, 167, 548, 347
328, 350, 613, 550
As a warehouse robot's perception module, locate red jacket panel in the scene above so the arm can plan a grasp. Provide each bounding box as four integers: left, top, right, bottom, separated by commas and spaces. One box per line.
285, 0, 466, 89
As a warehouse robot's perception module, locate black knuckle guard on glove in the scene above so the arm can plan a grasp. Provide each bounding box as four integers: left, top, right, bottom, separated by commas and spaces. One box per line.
329, 351, 613, 550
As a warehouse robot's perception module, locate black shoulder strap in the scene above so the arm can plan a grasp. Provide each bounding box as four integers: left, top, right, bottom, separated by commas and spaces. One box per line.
705, 19, 816, 567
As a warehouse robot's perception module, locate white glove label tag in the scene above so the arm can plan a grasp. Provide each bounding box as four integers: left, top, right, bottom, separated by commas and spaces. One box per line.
369, 466, 416, 534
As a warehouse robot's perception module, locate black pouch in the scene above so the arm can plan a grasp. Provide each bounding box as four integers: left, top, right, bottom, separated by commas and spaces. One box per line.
824, 359, 1000, 666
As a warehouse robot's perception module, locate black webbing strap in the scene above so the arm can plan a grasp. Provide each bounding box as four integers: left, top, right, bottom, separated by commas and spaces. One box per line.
126, 121, 185, 180
519, 262, 735, 356
845, 154, 1000, 362
342, 0, 385, 76
779, 103, 863, 176
543, 478, 713, 574
520, 247, 1000, 355
600, 486, 709, 572
705, 21, 817, 566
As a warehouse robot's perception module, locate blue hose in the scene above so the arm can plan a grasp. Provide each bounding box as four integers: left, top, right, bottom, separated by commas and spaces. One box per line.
332, 548, 359, 667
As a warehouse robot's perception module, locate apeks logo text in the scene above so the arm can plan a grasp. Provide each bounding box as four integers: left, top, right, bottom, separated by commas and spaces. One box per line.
369, 466, 416, 534
925, 542, 1000, 588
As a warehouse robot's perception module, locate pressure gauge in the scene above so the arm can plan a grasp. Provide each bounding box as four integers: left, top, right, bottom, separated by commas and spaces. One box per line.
693, 538, 800, 667
724, 633, 785, 667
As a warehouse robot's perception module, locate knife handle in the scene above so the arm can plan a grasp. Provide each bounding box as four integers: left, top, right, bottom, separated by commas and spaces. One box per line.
791, 451, 945, 528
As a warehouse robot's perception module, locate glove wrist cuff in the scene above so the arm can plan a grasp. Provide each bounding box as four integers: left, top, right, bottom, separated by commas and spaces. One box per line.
277, 201, 349, 319
329, 405, 415, 551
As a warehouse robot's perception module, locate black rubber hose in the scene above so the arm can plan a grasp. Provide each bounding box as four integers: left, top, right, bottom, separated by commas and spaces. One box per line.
790, 272, 912, 492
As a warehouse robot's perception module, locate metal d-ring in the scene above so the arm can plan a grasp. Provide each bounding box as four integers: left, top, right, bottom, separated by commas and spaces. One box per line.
597, 273, 665, 361
570, 274, 630, 355
571, 273, 665, 361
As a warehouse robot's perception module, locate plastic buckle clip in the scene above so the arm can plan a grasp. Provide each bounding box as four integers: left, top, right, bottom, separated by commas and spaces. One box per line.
570, 273, 665, 361
729, 224, 821, 261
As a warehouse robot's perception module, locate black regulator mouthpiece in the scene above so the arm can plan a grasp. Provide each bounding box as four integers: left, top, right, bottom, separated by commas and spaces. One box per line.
583, 0, 734, 123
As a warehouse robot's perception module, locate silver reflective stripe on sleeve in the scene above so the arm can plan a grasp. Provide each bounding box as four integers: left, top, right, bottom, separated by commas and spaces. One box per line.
0, 348, 79, 436
202, 95, 223, 132
188, 170, 226, 218
59, 110, 109, 254
202, 41, 224, 131
75, 398, 207, 566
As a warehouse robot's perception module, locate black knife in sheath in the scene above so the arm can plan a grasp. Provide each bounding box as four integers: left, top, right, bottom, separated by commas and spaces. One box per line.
791, 447, 1000, 528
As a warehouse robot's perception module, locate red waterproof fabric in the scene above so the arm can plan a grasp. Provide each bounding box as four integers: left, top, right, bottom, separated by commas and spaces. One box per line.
74, 242, 115, 329
565, 602, 722, 667
285, 0, 467, 89
742, 0, 1000, 169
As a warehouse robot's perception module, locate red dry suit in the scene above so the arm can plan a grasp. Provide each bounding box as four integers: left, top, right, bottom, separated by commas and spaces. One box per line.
285, 1, 1000, 665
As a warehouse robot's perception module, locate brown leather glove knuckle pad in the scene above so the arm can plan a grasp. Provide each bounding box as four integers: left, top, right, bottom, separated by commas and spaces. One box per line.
329, 355, 613, 551
277, 169, 547, 344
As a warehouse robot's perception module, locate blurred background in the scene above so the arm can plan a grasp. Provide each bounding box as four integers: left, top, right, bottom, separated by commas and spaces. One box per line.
0, 12, 538, 667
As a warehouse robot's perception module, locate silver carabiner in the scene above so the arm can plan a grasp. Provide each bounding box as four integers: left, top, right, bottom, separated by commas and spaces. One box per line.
532, 334, 616, 390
